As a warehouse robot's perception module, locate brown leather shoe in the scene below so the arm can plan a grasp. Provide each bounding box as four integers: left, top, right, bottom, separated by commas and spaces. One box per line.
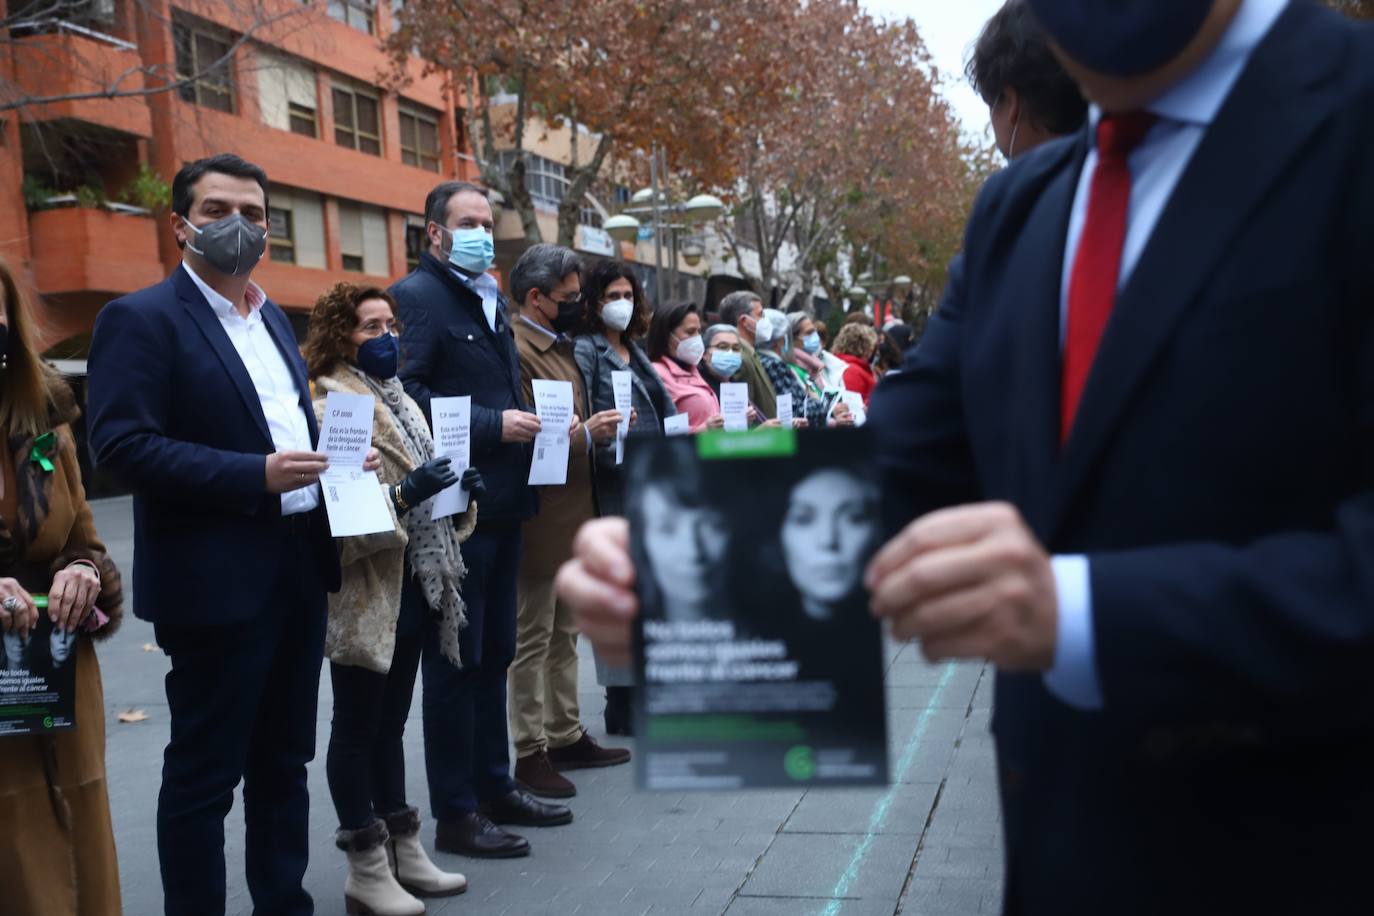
514, 750, 576, 798
548, 730, 632, 770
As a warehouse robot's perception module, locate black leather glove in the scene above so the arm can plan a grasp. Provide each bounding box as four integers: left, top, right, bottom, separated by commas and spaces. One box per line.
399, 456, 458, 509
461, 466, 487, 503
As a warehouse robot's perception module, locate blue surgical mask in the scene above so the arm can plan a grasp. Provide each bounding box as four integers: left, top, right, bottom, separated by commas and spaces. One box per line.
709, 350, 742, 378
445, 226, 495, 274
356, 333, 400, 380
801, 332, 822, 355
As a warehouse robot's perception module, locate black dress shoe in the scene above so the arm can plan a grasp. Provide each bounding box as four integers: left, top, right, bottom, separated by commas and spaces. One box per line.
604, 687, 633, 736
434, 812, 530, 859
480, 788, 574, 828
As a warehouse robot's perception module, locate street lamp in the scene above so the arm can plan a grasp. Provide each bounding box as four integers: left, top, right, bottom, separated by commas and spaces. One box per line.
893, 274, 912, 295
617, 146, 724, 303
683, 194, 725, 223
847, 285, 868, 303
603, 214, 641, 244
681, 239, 706, 267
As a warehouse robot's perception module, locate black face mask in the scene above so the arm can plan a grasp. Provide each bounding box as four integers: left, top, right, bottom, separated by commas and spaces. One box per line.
545, 293, 583, 334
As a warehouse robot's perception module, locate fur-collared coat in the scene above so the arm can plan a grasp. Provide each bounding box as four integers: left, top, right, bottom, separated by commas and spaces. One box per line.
0, 366, 125, 916
313, 368, 476, 673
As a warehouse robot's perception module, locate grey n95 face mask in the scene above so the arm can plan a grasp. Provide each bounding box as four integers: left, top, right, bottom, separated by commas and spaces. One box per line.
183, 213, 267, 277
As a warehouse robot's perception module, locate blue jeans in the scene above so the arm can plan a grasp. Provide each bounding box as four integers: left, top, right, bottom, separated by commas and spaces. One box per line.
421, 527, 521, 818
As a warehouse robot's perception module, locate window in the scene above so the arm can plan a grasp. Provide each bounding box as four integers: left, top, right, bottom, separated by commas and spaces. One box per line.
269, 207, 294, 263
266, 189, 326, 268
257, 51, 317, 138
498, 151, 604, 222
405, 215, 427, 270
338, 201, 390, 276
327, 0, 375, 35
173, 21, 235, 113
454, 108, 468, 156
398, 104, 441, 172
496, 151, 568, 210
332, 83, 381, 155
289, 103, 317, 137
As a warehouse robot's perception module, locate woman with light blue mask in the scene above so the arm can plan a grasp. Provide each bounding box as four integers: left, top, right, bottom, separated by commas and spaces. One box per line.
700, 324, 777, 427
699, 324, 745, 392
758, 310, 852, 428
787, 311, 849, 395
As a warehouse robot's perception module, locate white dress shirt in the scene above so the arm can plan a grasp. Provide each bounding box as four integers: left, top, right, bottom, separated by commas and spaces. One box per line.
450, 265, 501, 332
1043, 0, 1289, 709
181, 263, 320, 515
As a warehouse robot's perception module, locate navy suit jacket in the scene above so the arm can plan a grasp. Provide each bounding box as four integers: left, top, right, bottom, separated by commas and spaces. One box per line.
393, 252, 537, 525
870, 4, 1374, 913
87, 266, 341, 627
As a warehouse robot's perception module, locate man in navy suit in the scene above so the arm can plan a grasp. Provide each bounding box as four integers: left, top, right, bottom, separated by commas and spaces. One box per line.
861, 0, 1374, 912
88, 154, 361, 915
558, 1, 1374, 912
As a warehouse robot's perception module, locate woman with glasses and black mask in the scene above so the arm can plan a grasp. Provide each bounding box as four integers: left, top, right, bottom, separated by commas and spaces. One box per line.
572, 260, 677, 735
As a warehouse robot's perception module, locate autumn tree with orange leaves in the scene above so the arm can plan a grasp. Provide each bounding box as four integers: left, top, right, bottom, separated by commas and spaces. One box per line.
706, 0, 968, 312
387, 0, 977, 314
388, 0, 774, 249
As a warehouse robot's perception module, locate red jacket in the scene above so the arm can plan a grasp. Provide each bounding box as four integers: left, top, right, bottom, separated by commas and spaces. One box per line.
835, 352, 877, 405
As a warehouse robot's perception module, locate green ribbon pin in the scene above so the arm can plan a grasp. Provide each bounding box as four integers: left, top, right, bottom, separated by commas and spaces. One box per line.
30, 431, 56, 473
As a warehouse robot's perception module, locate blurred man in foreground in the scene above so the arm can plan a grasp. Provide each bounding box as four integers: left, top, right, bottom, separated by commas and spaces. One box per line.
557, 1, 1374, 912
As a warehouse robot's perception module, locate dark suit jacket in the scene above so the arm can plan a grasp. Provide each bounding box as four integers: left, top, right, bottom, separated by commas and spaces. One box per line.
393, 253, 536, 525
86, 266, 341, 626
869, 4, 1374, 913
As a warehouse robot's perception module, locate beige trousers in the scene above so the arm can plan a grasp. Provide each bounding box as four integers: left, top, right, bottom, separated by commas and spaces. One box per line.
509, 573, 582, 757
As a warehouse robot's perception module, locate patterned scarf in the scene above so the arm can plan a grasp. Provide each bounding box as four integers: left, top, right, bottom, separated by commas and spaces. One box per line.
353, 368, 467, 667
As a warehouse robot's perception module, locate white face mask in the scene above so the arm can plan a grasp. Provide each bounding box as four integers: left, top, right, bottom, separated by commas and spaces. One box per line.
675, 334, 705, 366
602, 299, 634, 332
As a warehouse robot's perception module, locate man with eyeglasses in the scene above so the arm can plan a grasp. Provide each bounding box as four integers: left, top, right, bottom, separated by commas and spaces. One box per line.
508, 244, 631, 801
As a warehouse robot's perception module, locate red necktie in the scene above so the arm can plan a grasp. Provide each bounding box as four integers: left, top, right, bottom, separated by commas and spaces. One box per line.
1060, 111, 1156, 444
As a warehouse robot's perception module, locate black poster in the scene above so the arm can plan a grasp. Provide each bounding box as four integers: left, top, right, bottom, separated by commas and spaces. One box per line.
0, 605, 78, 737
630, 427, 889, 790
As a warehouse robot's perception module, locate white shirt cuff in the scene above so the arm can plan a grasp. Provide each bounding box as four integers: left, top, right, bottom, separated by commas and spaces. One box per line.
1042, 554, 1104, 711
584, 425, 594, 452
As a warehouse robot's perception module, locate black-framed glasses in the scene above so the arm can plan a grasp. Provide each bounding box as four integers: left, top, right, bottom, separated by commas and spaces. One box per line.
544, 290, 583, 309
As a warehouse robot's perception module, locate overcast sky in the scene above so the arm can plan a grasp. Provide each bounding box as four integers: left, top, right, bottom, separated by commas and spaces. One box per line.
861, 0, 1005, 141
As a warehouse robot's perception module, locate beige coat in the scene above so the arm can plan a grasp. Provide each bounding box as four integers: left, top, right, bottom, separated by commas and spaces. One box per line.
313, 368, 477, 673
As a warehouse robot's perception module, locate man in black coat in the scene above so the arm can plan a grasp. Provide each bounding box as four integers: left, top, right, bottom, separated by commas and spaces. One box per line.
394, 181, 570, 859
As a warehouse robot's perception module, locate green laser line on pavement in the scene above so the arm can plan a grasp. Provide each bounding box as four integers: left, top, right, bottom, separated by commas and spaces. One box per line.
822, 661, 959, 916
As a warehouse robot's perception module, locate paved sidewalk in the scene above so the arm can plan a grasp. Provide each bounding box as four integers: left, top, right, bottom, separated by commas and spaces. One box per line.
91, 497, 1004, 915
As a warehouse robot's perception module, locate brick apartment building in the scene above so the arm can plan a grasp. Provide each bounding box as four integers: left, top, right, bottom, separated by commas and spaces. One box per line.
0, 0, 478, 353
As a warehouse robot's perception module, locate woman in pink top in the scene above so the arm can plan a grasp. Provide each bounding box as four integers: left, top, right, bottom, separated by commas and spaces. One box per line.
648, 302, 725, 433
